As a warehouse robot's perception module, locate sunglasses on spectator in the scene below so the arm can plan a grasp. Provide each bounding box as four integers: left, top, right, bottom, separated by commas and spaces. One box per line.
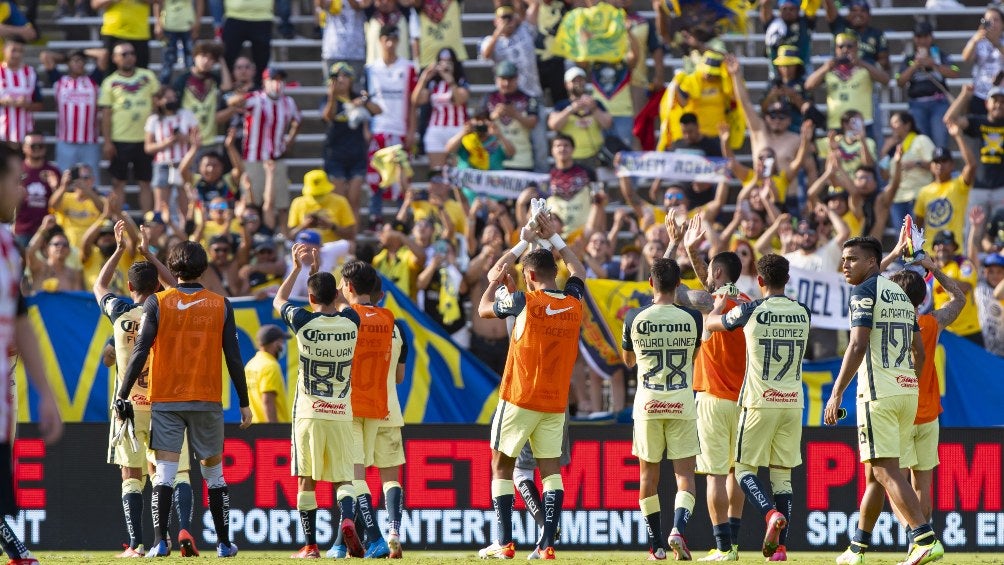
664, 193, 685, 202
209, 203, 228, 211
766, 112, 788, 119
211, 246, 230, 253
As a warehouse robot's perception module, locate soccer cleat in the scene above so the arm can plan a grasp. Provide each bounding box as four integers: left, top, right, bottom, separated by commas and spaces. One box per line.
527, 547, 542, 560
178, 529, 199, 557
762, 510, 787, 558
325, 544, 347, 558
478, 541, 516, 559
6, 558, 39, 565
897, 540, 944, 565
115, 545, 145, 558
387, 533, 403, 559
697, 548, 738, 561
541, 547, 556, 560
364, 537, 391, 558
649, 547, 668, 560
835, 547, 865, 564
216, 542, 238, 558
340, 518, 364, 558
668, 529, 692, 560
291, 544, 321, 558
145, 540, 171, 558
769, 545, 788, 561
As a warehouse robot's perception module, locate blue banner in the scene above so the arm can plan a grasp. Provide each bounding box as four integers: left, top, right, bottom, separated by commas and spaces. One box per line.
19, 278, 501, 424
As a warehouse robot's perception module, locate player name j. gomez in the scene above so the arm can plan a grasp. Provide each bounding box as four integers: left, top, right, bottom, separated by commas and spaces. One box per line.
762, 389, 799, 403
643, 400, 684, 414
755, 311, 808, 326
311, 400, 347, 415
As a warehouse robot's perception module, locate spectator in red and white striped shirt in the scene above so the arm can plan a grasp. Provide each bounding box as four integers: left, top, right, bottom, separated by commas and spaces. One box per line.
241, 67, 301, 231
144, 86, 199, 218
0, 39, 41, 143
412, 47, 469, 170
51, 50, 102, 178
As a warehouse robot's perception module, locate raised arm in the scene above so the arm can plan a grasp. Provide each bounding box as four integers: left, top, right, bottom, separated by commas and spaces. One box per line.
943, 83, 973, 131
92, 220, 129, 301
919, 255, 966, 331
725, 55, 764, 133
273, 243, 311, 312
950, 121, 976, 186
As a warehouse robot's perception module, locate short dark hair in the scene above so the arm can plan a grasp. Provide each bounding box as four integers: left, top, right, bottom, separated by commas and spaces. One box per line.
710, 251, 742, 283
522, 248, 558, 279
167, 241, 208, 281
371, 274, 383, 295
650, 258, 682, 293
551, 133, 575, 150
307, 272, 337, 305
756, 254, 790, 289
340, 260, 378, 296
680, 113, 698, 126
855, 165, 877, 179
128, 261, 160, 295
0, 141, 23, 177
889, 269, 926, 308
842, 236, 883, 263
200, 151, 224, 165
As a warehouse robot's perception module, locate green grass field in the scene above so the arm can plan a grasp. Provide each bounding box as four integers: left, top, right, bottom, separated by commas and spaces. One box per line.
25, 551, 1001, 564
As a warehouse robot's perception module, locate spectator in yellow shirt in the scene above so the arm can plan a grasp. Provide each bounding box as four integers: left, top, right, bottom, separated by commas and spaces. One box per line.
245, 324, 291, 423
288, 169, 357, 244
373, 224, 427, 300
931, 230, 983, 345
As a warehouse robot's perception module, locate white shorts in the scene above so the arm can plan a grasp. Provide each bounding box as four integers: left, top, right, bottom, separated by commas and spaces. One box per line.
423, 125, 464, 154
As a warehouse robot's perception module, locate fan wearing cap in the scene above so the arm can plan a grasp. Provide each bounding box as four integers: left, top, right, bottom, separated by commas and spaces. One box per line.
664, 51, 740, 147
240, 66, 301, 229
245, 325, 291, 423
975, 252, 1004, 356
483, 60, 540, 172
759, 46, 808, 130
321, 62, 381, 220
929, 230, 984, 345
896, 22, 958, 148
479, 3, 542, 100
80, 197, 143, 294
944, 83, 1004, 217
195, 197, 241, 250
288, 170, 357, 245
760, 0, 815, 82
547, 66, 613, 166
913, 124, 975, 254
25, 216, 84, 293
805, 32, 889, 136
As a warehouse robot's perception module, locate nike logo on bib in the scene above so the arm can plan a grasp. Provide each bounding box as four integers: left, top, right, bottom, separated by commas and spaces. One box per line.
177, 298, 206, 311
365, 312, 378, 317
545, 305, 573, 316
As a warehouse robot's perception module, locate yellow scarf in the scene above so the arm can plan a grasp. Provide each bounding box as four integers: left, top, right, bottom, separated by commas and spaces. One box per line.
317, 0, 342, 26
371, 145, 413, 188
901, 131, 917, 154
461, 133, 489, 170
437, 266, 461, 325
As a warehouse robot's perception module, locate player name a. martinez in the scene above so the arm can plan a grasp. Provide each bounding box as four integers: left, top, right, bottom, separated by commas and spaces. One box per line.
635, 321, 694, 335
761, 389, 800, 403
755, 311, 809, 326
302, 329, 357, 342
643, 400, 685, 414
311, 400, 348, 415
880, 308, 914, 319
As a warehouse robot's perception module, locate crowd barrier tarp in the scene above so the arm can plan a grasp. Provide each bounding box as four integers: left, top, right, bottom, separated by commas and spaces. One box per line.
16, 280, 1004, 427
19, 281, 501, 425
12, 424, 1003, 552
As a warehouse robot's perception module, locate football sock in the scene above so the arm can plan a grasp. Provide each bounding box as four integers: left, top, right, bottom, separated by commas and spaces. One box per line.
640, 495, 664, 551
174, 475, 193, 532
673, 491, 695, 535
906, 528, 915, 547
0, 518, 28, 559
735, 464, 774, 517
850, 528, 870, 554
122, 478, 144, 549
770, 468, 792, 546
911, 524, 936, 546
203, 462, 231, 547
712, 523, 732, 552
335, 484, 356, 545
383, 481, 403, 535
151, 484, 174, 542
491, 479, 515, 545
539, 474, 563, 549
729, 517, 742, 545
297, 491, 318, 546
516, 478, 544, 528
354, 480, 382, 542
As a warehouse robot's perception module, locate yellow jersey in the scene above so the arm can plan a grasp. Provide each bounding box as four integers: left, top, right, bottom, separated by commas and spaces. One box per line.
848, 274, 920, 402
100, 0, 151, 40
287, 193, 356, 244
935, 258, 981, 337
99, 69, 160, 142
244, 350, 291, 423
914, 177, 971, 253
824, 67, 873, 130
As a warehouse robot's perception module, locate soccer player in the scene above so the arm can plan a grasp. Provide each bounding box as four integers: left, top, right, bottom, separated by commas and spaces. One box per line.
320, 260, 396, 558
707, 253, 811, 561
115, 241, 252, 558
94, 221, 200, 557
884, 255, 963, 550
0, 141, 63, 565
370, 275, 409, 559
622, 258, 703, 561
476, 212, 587, 559
274, 243, 362, 560
672, 215, 748, 562
824, 236, 945, 565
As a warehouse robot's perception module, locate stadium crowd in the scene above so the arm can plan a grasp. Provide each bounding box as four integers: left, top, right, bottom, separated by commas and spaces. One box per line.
6, 0, 1004, 421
